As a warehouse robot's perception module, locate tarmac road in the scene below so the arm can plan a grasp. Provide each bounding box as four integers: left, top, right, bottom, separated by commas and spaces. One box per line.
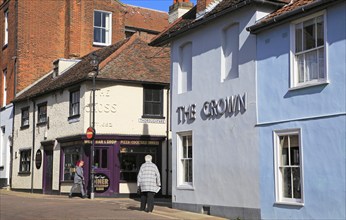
0, 189, 227, 220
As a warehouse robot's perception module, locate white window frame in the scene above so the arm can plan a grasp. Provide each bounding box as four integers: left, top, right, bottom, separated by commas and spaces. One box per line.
176, 131, 194, 189
273, 129, 304, 206
4, 10, 8, 46
290, 11, 328, 89
93, 10, 112, 46
178, 42, 192, 94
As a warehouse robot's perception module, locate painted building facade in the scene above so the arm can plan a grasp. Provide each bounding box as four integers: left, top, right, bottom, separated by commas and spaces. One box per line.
248, 0, 346, 219
11, 36, 172, 197
150, 0, 287, 219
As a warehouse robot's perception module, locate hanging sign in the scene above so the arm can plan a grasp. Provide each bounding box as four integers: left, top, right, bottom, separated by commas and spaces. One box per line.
35, 150, 42, 169
94, 173, 110, 193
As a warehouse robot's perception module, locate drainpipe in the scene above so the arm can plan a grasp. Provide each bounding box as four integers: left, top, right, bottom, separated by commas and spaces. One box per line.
31, 100, 36, 193
165, 87, 170, 196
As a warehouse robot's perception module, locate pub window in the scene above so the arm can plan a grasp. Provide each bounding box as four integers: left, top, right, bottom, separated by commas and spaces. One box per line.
63, 147, 81, 181
19, 149, 31, 173
21, 107, 29, 128
143, 86, 163, 118
119, 146, 157, 182
94, 147, 108, 169
69, 89, 80, 118
37, 102, 47, 124
274, 129, 303, 205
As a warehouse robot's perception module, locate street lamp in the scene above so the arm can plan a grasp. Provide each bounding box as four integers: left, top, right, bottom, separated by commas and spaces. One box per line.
89, 52, 99, 199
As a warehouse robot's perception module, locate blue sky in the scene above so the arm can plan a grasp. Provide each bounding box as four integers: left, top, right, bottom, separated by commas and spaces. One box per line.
121, 0, 197, 12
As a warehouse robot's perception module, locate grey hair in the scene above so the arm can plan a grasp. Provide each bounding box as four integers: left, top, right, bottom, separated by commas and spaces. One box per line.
145, 155, 152, 162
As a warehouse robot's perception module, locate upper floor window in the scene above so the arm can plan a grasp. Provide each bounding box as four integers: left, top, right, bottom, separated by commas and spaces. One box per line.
274, 129, 303, 205
177, 131, 193, 188
143, 86, 163, 118
21, 107, 30, 128
37, 102, 47, 124
19, 149, 31, 173
4, 10, 8, 46
178, 42, 192, 94
291, 12, 326, 88
2, 69, 7, 107
69, 89, 80, 118
221, 23, 239, 81
93, 10, 112, 46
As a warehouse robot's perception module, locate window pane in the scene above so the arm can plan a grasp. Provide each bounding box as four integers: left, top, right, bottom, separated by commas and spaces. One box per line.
290, 135, 300, 165
297, 54, 305, 83
303, 19, 315, 50
280, 136, 289, 166
295, 24, 303, 53
94, 11, 101, 27
292, 167, 301, 199
94, 149, 100, 168
318, 48, 325, 79
94, 28, 101, 43
316, 16, 324, 47
281, 167, 292, 198
102, 149, 107, 168
101, 13, 107, 27
306, 50, 318, 80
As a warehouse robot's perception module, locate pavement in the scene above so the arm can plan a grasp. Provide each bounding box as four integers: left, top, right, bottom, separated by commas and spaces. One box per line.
0, 189, 227, 220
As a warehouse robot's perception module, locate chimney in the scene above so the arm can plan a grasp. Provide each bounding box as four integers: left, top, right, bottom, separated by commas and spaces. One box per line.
169, 0, 194, 23
197, 0, 214, 14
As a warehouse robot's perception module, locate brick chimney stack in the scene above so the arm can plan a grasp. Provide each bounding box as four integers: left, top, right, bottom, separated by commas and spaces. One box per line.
197, 0, 213, 14
169, 0, 193, 23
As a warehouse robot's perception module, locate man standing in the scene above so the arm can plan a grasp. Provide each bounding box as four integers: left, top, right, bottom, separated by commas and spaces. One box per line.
137, 155, 161, 212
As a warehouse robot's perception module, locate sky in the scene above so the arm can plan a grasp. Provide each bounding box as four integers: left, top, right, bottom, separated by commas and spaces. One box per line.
121, 0, 197, 12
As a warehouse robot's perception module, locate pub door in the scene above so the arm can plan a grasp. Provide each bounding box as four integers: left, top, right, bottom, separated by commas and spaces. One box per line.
93, 145, 118, 196
43, 149, 53, 194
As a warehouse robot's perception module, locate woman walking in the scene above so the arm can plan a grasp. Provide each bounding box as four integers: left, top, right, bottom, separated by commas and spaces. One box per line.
69, 160, 87, 199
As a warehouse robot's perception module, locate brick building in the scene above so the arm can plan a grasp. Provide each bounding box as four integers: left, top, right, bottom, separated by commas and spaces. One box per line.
0, 0, 168, 188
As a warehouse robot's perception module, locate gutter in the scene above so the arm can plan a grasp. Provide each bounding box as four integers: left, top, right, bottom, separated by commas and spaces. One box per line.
247, 0, 342, 33
150, 0, 286, 46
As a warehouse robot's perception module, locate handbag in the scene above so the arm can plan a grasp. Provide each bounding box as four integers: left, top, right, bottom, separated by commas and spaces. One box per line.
137, 186, 141, 195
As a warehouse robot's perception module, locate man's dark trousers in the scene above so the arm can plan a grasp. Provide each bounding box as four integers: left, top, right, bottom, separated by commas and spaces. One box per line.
140, 192, 155, 212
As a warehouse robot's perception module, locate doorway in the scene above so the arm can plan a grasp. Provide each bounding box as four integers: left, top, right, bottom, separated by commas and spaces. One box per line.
43, 149, 53, 194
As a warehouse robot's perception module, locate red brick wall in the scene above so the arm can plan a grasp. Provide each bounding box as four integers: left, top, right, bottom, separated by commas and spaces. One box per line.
0, 0, 167, 105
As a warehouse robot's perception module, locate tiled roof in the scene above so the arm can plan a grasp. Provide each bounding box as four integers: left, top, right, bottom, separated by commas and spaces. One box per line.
14, 35, 170, 102
248, 0, 341, 33
150, 0, 288, 46
124, 5, 169, 32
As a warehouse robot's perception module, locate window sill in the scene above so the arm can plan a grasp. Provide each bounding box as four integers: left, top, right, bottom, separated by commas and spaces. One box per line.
289, 81, 329, 91
68, 114, 80, 123
2, 44, 8, 50
18, 171, 31, 175
36, 121, 47, 126
93, 42, 111, 47
20, 125, 30, 130
177, 184, 194, 190
275, 201, 304, 207
142, 115, 165, 119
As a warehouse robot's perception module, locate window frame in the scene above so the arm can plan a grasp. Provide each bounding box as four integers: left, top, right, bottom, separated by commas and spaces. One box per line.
69, 89, 80, 119
93, 10, 112, 46
178, 42, 192, 94
142, 85, 164, 118
37, 102, 47, 125
273, 129, 304, 206
2, 69, 7, 107
21, 107, 30, 129
62, 146, 82, 182
19, 149, 31, 174
290, 11, 328, 89
4, 9, 8, 46
177, 131, 194, 189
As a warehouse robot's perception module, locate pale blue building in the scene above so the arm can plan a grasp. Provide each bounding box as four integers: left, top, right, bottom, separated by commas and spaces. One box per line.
248, 0, 346, 219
